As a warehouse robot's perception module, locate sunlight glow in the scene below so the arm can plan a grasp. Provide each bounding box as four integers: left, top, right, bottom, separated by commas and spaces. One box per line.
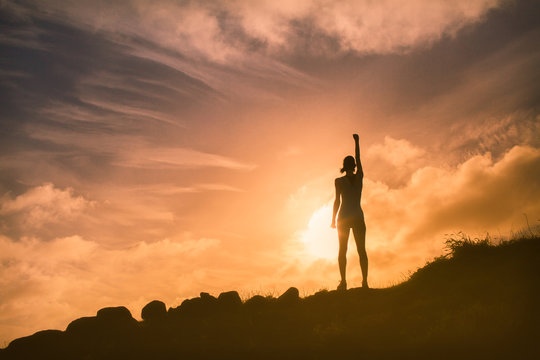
299, 204, 338, 260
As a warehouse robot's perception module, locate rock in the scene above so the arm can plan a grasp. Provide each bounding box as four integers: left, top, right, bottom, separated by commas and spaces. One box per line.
96, 306, 134, 322
141, 300, 166, 321
5, 330, 65, 357
278, 287, 300, 304
168, 293, 220, 318
217, 291, 242, 308
200, 292, 219, 314
200, 292, 218, 304
167, 305, 180, 318
180, 297, 203, 315
66, 307, 137, 340
96, 306, 138, 333
244, 295, 269, 310
65, 316, 99, 336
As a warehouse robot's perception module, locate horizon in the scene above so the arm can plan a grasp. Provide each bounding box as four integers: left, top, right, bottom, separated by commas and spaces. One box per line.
1, 0, 540, 345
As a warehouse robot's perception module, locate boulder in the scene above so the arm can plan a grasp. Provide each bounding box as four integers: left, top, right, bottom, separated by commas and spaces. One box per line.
141, 300, 167, 321
65, 316, 99, 336
244, 295, 269, 310
66, 307, 137, 339
96, 306, 138, 332
278, 287, 300, 305
179, 297, 203, 315
4, 330, 65, 357
96, 306, 134, 322
200, 292, 218, 304
217, 291, 242, 308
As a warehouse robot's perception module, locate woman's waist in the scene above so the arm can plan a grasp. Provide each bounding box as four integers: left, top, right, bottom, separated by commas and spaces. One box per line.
339, 201, 362, 210
338, 207, 363, 218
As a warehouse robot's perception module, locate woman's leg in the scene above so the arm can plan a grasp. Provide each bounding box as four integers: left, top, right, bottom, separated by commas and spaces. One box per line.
352, 219, 368, 287
337, 224, 350, 283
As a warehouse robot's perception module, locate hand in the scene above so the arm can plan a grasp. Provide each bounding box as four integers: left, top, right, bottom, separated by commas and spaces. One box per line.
353, 134, 359, 142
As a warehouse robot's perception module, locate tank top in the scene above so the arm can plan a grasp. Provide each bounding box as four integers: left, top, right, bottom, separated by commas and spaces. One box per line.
338, 175, 364, 221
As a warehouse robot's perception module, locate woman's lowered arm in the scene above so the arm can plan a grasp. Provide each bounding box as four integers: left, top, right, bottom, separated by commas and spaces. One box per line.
331, 178, 341, 228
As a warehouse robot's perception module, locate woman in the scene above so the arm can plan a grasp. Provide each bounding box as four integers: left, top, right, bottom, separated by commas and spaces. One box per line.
331, 134, 368, 290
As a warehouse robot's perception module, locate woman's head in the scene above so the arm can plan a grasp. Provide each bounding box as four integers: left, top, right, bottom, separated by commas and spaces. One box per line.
340, 155, 356, 173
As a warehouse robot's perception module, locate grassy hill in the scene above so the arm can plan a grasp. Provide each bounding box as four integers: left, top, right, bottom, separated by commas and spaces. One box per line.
1, 234, 539, 359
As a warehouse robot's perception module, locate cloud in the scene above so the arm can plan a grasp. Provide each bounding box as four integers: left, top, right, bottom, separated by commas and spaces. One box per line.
114, 146, 257, 170
119, 0, 501, 57
365, 136, 427, 187
367, 136, 425, 167
0, 0, 318, 99
0, 183, 93, 231
446, 110, 540, 159
197, 183, 244, 192
0, 179, 244, 249
0, 233, 220, 345
24, 127, 256, 171
363, 144, 540, 260
125, 183, 244, 195
303, 0, 500, 54
4, 0, 502, 68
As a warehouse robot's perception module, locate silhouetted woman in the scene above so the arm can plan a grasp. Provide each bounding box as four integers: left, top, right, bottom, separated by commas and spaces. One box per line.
331, 134, 368, 290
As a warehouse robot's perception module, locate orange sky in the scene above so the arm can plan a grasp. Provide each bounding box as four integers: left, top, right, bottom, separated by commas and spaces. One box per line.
1, 0, 540, 345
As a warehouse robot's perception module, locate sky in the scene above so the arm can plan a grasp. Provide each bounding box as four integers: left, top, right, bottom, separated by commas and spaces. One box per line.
1, 0, 539, 345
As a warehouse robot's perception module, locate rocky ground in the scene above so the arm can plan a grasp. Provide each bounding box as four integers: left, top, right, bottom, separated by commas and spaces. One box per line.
1, 235, 539, 359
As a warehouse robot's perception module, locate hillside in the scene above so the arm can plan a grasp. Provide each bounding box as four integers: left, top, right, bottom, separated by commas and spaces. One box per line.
1, 235, 539, 359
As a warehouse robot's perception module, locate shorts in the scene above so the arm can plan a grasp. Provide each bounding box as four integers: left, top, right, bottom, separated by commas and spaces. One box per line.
337, 212, 365, 230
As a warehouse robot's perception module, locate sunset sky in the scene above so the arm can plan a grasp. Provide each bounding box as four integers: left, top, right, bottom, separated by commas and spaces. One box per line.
1, 0, 540, 345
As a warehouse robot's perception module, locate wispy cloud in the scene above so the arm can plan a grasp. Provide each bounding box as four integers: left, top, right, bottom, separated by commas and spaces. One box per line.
125, 183, 244, 195
23, 126, 256, 171
114, 146, 256, 170
2, 0, 502, 97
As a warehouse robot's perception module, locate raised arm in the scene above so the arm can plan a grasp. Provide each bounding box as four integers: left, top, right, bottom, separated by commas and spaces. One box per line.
331, 178, 341, 228
353, 134, 363, 178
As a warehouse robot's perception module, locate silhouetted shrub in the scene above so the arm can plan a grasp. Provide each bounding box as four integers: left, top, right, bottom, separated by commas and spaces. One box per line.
444, 231, 491, 258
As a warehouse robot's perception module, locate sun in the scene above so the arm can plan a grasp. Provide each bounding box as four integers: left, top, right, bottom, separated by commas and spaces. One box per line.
299, 204, 338, 260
